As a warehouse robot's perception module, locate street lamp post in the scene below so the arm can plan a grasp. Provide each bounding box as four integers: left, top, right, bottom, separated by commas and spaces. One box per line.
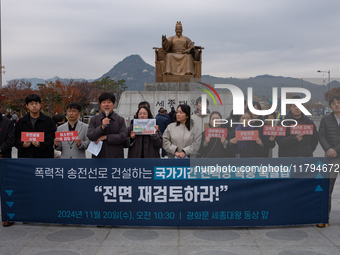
317, 70, 331, 102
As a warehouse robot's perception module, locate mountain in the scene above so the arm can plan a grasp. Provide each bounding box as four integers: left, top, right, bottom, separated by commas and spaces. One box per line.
97, 55, 335, 102
97, 54, 155, 91
201, 74, 340, 103
13, 54, 339, 103
15, 76, 93, 89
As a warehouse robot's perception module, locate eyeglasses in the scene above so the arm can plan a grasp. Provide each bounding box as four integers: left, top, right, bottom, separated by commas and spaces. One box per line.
67, 110, 79, 114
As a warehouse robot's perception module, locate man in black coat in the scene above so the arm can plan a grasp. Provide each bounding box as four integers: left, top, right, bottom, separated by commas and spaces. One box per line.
0, 111, 15, 227
15, 94, 56, 158
168, 106, 176, 123
87, 92, 128, 158
0, 114, 15, 158
156, 108, 171, 157
318, 95, 340, 227
276, 96, 318, 157
155, 108, 170, 135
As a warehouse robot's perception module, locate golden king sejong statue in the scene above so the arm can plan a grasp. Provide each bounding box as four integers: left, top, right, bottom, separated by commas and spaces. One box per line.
153, 21, 203, 82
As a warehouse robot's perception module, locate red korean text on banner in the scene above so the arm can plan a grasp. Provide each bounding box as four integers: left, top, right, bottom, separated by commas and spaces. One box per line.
55, 131, 79, 142
21, 132, 45, 142
263, 126, 286, 136
205, 128, 228, 138
290, 125, 314, 135
235, 130, 259, 141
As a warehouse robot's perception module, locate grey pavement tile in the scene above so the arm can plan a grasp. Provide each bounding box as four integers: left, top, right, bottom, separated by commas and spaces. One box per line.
314, 225, 340, 246
0, 246, 23, 255
178, 228, 256, 246
101, 227, 178, 247
331, 201, 340, 210
15, 246, 101, 255
179, 245, 262, 255
332, 193, 340, 199
329, 210, 340, 227
96, 245, 179, 255
258, 245, 340, 255
333, 185, 340, 193
248, 226, 335, 246
21, 225, 111, 249
0, 223, 48, 247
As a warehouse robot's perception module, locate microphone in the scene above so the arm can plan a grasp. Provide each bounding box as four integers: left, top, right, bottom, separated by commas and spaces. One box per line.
105, 111, 109, 128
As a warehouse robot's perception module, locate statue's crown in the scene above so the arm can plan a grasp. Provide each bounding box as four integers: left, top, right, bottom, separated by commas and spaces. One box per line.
175, 21, 182, 29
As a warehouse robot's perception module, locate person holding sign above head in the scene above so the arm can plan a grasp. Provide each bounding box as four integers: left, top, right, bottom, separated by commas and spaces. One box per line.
54, 102, 90, 159
197, 111, 229, 158
163, 104, 201, 158
15, 94, 56, 158
276, 95, 318, 157
227, 109, 264, 158
87, 92, 128, 158
126, 106, 162, 158
318, 95, 340, 228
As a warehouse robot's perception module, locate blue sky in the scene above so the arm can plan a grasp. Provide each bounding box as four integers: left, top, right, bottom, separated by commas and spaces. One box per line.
2, 0, 340, 83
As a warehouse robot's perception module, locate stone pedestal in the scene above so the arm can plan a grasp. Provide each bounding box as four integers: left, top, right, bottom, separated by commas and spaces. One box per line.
144, 81, 202, 91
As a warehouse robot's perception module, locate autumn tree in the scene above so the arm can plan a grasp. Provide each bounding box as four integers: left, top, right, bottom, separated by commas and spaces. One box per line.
37, 82, 62, 115
1, 79, 35, 116
304, 99, 315, 111
54, 79, 99, 113
37, 79, 99, 115
73, 80, 99, 111
93, 76, 127, 105
324, 86, 340, 102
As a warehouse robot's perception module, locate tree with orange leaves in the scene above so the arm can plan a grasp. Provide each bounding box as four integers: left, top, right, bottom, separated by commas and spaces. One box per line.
37, 79, 99, 115
324, 86, 340, 102
36, 82, 61, 116
2, 78, 100, 117
1, 79, 35, 116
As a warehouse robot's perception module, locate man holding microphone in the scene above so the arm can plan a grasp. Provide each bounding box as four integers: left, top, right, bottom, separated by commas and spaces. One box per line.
87, 92, 128, 158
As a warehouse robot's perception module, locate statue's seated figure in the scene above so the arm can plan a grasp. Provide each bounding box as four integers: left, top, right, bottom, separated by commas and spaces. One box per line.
153, 21, 203, 82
